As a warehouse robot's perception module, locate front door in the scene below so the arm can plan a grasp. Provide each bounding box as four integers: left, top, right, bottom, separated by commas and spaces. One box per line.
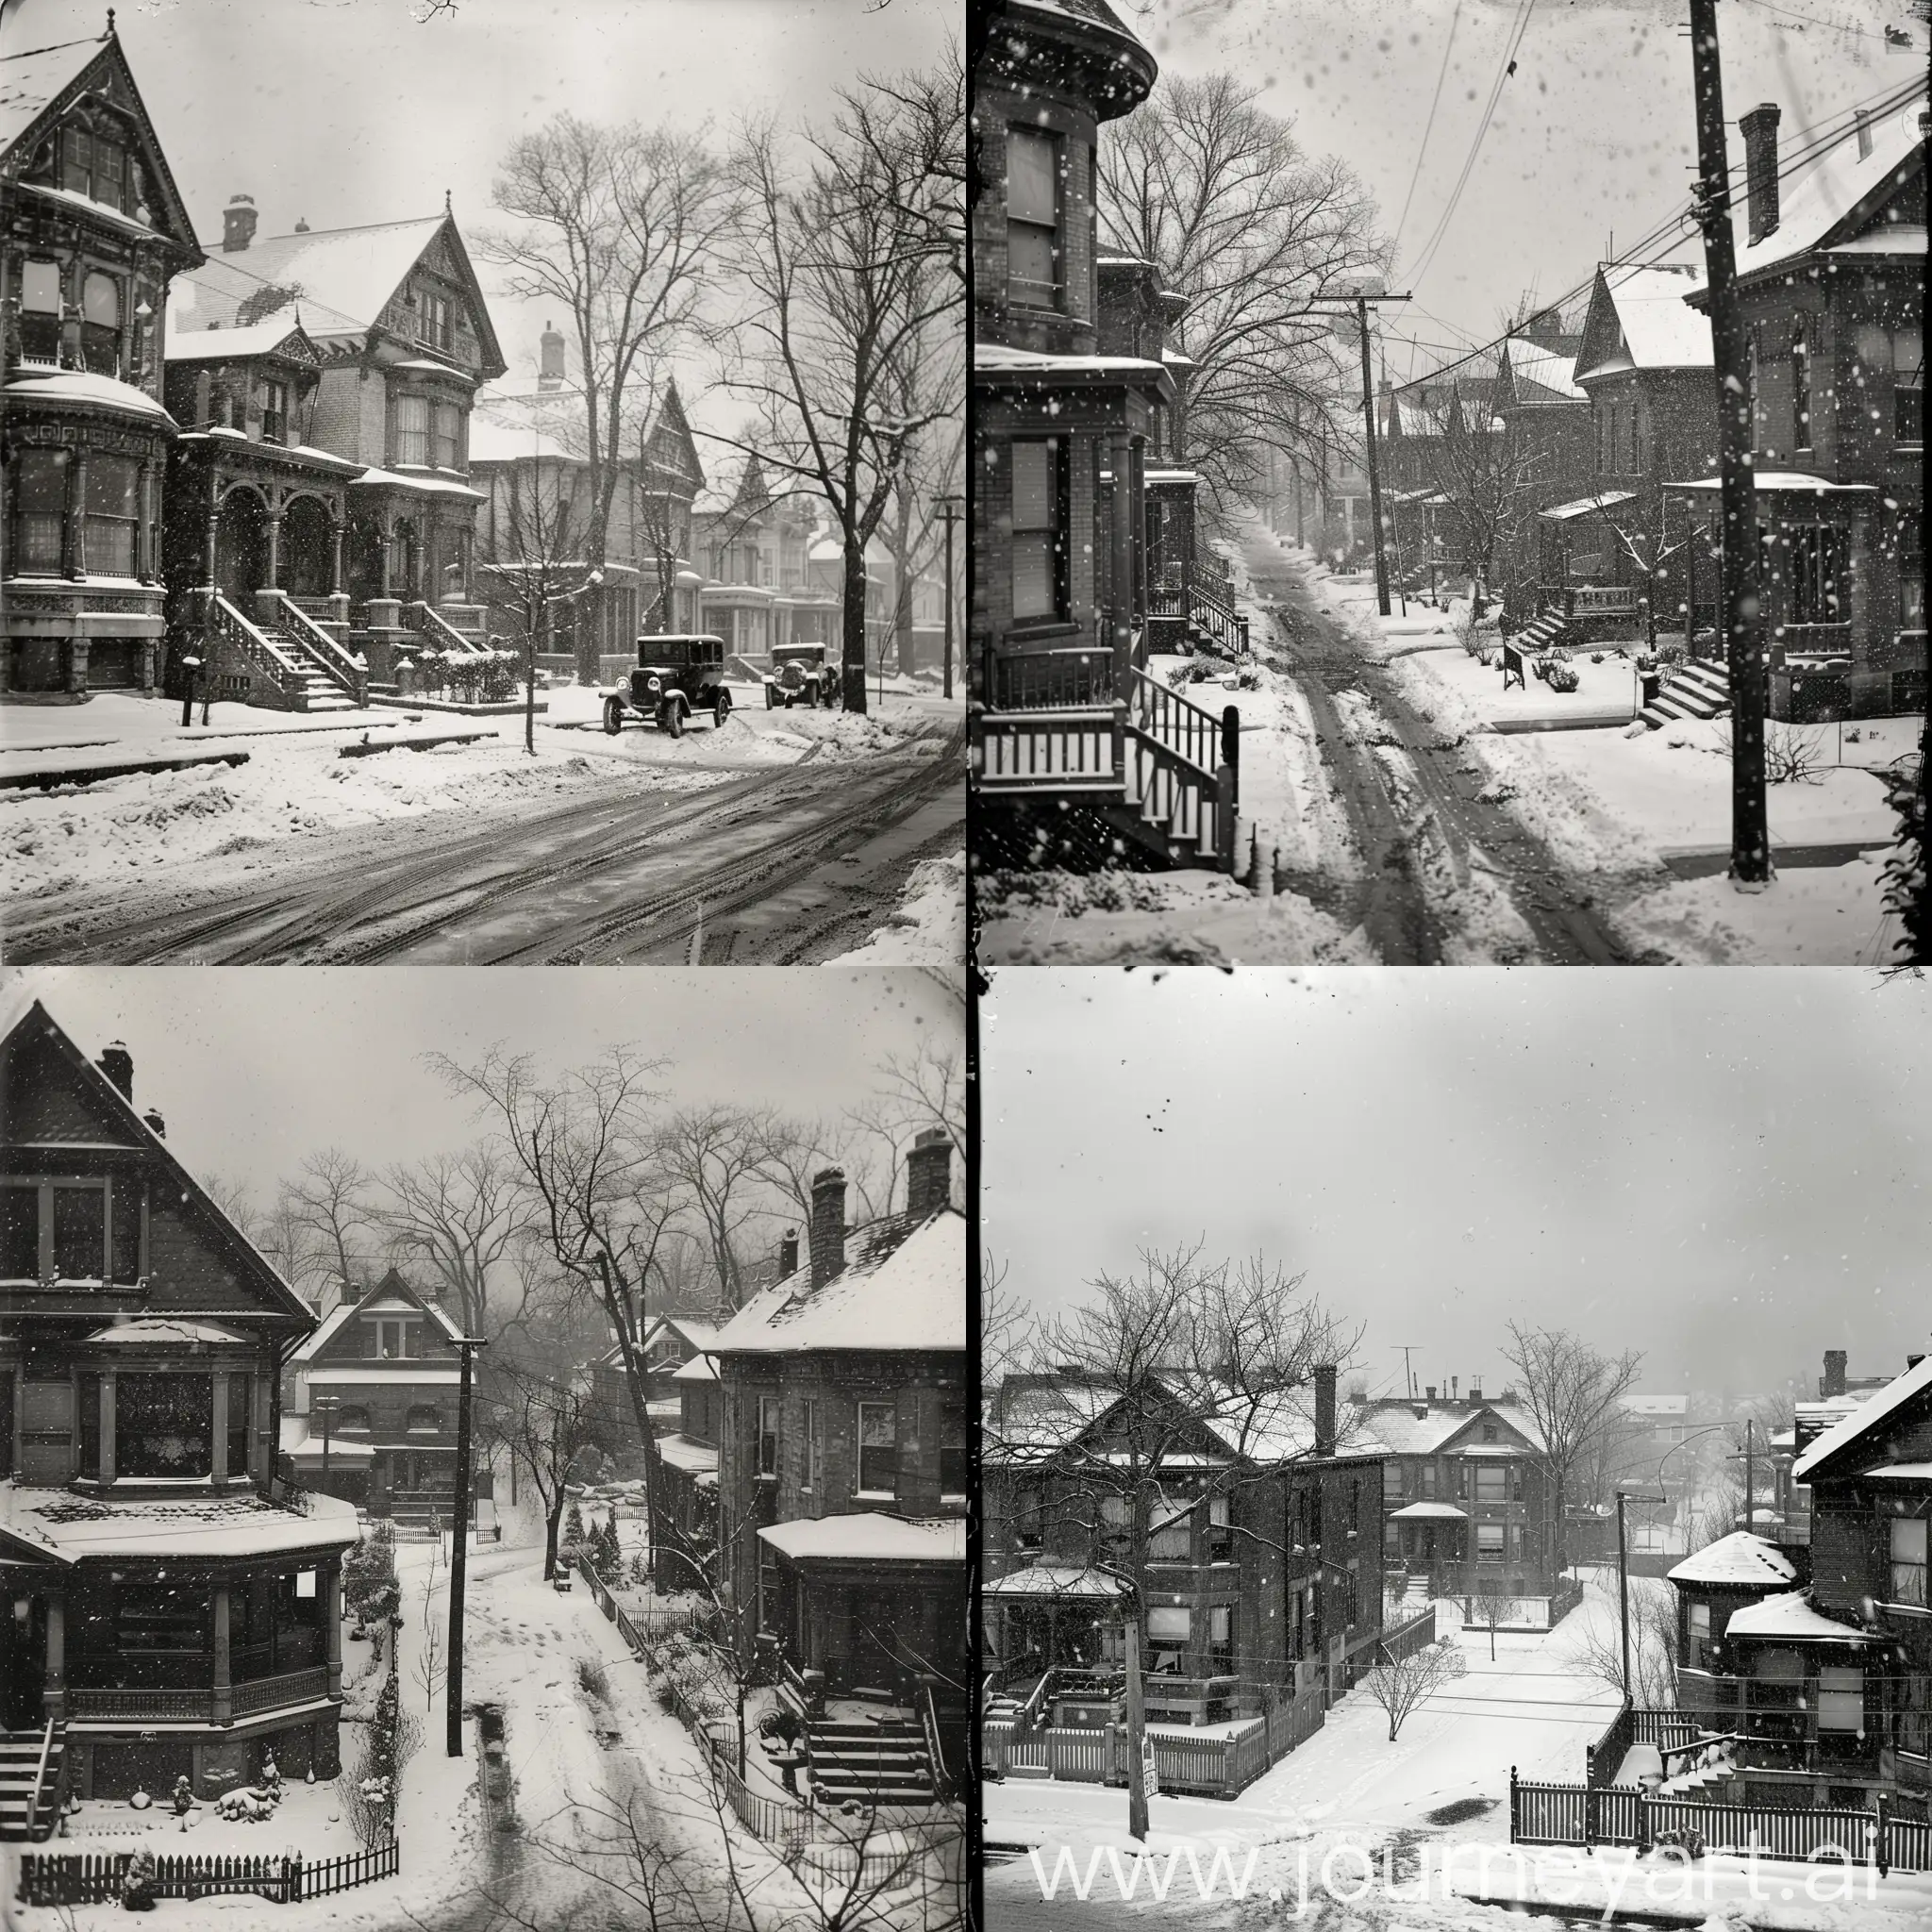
214, 490, 269, 605
0, 1593, 47, 1730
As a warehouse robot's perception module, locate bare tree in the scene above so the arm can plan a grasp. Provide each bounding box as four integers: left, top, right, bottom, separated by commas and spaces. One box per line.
484, 1352, 603, 1579
1580, 497, 1697, 650
723, 64, 962, 712
1098, 72, 1388, 525
1500, 1324, 1645, 1577
372, 1146, 532, 1341
1574, 1574, 1680, 1709
283, 1149, 379, 1314
1361, 1639, 1468, 1741
478, 116, 740, 684
656, 1107, 778, 1314
1417, 385, 1549, 614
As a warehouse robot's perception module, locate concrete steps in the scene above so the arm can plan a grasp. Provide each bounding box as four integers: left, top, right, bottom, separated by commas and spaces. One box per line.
258, 627, 359, 713
1641, 658, 1730, 729
0, 1726, 64, 1842
804, 1717, 936, 1807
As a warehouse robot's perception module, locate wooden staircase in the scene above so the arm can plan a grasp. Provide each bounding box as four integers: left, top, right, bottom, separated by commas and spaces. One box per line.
802, 1712, 938, 1808
1511, 609, 1575, 657
1641, 658, 1730, 730
0, 1721, 67, 1842
205, 591, 367, 712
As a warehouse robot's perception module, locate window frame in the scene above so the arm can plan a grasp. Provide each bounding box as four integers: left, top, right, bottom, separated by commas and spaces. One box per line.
433, 400, 461, 471
115, 1371, 216, 1480
855, 1399, 897, 1498
260, 378, 289, 446
395, 393, 431, 468
8, 445, 70, 575
1005, 125, 1063, 311
84, 452, 141, 578
1791, 325, 1812, 452
1895, 324, 1924, 448
3, 1176, 123, 1283
1891, 1516, 1928, 1608
756, 1394, 780, 1481
1009, 436, 1069, 627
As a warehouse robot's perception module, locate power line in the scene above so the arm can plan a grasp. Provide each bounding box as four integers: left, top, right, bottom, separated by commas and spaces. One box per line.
1391, 0, 1467, 257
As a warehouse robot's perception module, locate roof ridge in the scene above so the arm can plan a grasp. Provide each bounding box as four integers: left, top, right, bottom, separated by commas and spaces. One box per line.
258, 213, 446, 242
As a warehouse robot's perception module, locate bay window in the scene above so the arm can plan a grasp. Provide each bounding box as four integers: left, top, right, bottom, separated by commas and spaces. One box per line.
20, 259, 61, 363
857, 1401, 895, 1496
1148, 1508, 1191, 1562
86, 455, 140, 577
117, 1373, 214, 1478
8, 448, 68, 575
1006, 126, 1060, 308
1010, 438, 1067, 624
395, 394, 431, 467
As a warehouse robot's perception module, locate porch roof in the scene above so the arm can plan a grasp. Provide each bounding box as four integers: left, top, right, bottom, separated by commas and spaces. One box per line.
1, 368, 175, 425
983, 1563, 1130, 1601
80, 1318, 254, 1347
1389, 1501, 1469, 1521
0, 1485, 361, 1564
347, 466, 485, 501
1668, 472, 1881, 496
282, 1433, 375, 1463
1540, 491, 1638, 522
974, 341, 1176, 405
758, 1512, 964, 1565
1725, 1589, 1872, 1644
1667, 1529, 1796, 1589
307, 1365, 463, 1384
656, 1432, 719, 1477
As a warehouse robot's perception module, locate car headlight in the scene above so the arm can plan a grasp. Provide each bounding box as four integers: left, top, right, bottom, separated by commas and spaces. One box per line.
646, 676, 661, 691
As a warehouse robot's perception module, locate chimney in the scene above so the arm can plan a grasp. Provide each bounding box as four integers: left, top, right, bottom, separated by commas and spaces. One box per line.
1855, 108, 1874, 161
1822, 1349, 1848, 1398
1424, 1384, 1438, 1402
1451, 1375, 1459, 1401
778, 1228, 799, 1278
142, 1108, 165, 1140
906, 1128, 953, 1218
1313, 1363, 1338, 1457
222, 192, 258, 253
294, 215, 310, 233
809, 1168, 845, 1289
97, 1041, 134, 1100
539, 321, 566, 391
1470, 1379, 1483, 1402
1740, 104, 1781, 245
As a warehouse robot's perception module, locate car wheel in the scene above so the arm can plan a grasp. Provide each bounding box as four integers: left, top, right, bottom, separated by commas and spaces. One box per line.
602, 697, 625, 736
662, 700, 684, 739
714, 691, 732, 729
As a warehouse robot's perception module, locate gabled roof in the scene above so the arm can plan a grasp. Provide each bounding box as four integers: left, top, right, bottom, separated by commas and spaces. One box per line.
288, 1266, 464, 1364
1668, 1529, 1797, 1590
1502, 334, 1589, 404
1793, 1353, 1932, 1483
0, 1002, 313, 1330
1355, 1398, 1545, 1457
0, 26, 201, 265
1574, 264, 1712, 381
165, 316, 324, 366
710, 1206, 963, 1357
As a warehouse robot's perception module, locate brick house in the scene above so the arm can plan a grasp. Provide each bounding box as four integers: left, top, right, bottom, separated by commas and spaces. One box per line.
709, 1134, 964, 1700
0, 1003, 359, 1830
158, 191, 508, 704
1679, 98, 1926, 716
1667, 1352, 1930, 1816
984, 1365, 1389, 1707
279, 1268, 475, 1531
1360, 1384, 1566, 1616
651, 1347, 721, 1593
1, 21, 204, 702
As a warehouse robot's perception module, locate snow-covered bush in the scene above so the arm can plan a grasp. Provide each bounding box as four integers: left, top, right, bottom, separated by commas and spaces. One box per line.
1882, 752, 1928, 962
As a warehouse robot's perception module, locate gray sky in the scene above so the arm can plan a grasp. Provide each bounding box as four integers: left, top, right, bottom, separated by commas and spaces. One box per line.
983, 967, 1932, 1398
1130, 0, 1924, 381
7, 0, 958, 436
2, 966, 960, 1205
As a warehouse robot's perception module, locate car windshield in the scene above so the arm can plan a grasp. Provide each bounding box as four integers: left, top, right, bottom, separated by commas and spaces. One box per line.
642, 641, 692, 668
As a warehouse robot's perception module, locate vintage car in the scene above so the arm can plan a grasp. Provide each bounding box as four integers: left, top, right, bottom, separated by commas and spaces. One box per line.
602, 634, 733, 737
763, 641, 837, 708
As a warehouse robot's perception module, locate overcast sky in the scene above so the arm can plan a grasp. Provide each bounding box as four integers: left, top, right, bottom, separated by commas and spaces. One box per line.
984, 967, 1932, 1400
2, 966, 960, 1207
7, 0, 958, 444
1127, 0, 1925, 381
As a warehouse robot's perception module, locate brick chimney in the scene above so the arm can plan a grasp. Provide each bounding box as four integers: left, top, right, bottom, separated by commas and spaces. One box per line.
1740, 105, 1781, 246
906, 1128, 952, 1218
142, 1108, 165, 1140
1855, 108, 1874, 161
223, 192, 258, 253
1450, 1375, 1459, 1401
97, 1041, 133, 1100
779, 1228, 799, 1278
809, 1168, 845, 1289
1313, 1363, 1337, 1457
1470, 1378, 1483, 1402
539, 321, 566, 391
1822, 1348, 1848, 1398
1424, 1384, 1438, 1402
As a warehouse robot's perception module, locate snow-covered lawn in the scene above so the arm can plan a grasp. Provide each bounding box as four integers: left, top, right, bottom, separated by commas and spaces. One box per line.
826, 850, 966, 965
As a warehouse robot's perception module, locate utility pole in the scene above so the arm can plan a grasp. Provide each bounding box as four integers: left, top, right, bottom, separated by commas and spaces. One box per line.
1615, 1492, 1631, 1699
446, 1333, 487, 1758
1743, 1416, 1754, 1536
314, 1395, 339, 1487
1687, 0, 1770, 885
1308, 292, 1411, 617
934, 493, 961, 701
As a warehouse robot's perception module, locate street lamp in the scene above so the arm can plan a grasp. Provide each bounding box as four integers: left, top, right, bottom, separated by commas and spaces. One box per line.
931, 492, 962, 701
1613, 1488, 1669, 1703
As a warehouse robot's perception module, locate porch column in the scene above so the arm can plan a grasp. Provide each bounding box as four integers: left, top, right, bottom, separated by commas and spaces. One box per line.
376, 525, 393, 598
328, 516, 346, 597
204, 472, 221, 591
211, 1585, 231, 1724
62, 443, 86, 580
327, 1564, 343, 1697
137, 456, 161, 584
100, 1368, 116, 1483
42, 1587, 65, 1724
264, 508, 283, 592
1108, 430, 1134, 696
210, 1372, 229, 1484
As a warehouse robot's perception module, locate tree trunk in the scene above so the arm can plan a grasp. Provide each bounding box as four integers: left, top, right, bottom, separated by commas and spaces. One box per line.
841, 531, 869, 714
543, 1491, 564, 1581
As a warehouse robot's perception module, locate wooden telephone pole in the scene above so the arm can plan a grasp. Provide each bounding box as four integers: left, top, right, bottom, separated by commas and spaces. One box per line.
1309, 292, 1412, 617
1687, 0, 1771, 884
446, 1333, 487, 1757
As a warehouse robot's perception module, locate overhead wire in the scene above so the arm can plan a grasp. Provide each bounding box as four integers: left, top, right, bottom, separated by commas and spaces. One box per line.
1391, 0, 1467, 257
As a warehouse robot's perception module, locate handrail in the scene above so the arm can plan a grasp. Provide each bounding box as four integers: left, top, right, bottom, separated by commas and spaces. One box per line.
207, 591, 305, 704
266, 591, 368, 697
28, 1716, 55, 1838
410, 600, 491, 659
1129, 667, 1223, 780
919, 1682, 953, 1803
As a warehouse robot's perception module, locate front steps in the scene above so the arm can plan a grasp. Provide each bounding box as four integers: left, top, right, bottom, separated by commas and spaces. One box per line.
803, 1715, 937, 1807
256, 628, 359, 712
0, 1724, 65, 1842
1641, 658, 1730, 729
1510, 611, 1575, 656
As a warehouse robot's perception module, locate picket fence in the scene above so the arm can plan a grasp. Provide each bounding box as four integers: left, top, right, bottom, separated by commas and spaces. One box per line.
15, 1841, 400, 1906
574, 1557, 717, 1652
1510, 1770, 1932, 1875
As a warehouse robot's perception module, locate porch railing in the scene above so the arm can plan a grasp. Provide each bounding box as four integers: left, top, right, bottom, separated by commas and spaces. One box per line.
1771, 621, 1853, 660
68, 1686, 214, 1722
265, 591, 369, 704
1126, 667, 1237, 866
991, 644, 1115, 712
204, 590, 307, 708
408, 599, 492, 659
230, 1666, 331, 1717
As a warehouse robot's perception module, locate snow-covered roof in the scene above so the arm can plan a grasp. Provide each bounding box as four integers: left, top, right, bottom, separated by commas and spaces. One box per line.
467, 413, 584, 465
0, 1486, 361, 1565
1795, 1353, 1932, 1483
1541, 490, 1638, 522
167, 258, 366, 344
711, 1207, 962, 1357
164, 318, 317, 364
1670, 472, 1880, 495
1725, 102, 1928, 287
308, 1365, 462, 1386
1667, 1530, 1797, 1589
974, 341, 1175, 398
289, 1274, 463, 1364
758, 1512, 964, 1565
178, 217, 447, 333
1578, 266, 1713, 378
983, 1563, 1130, 1600
0, 34, 106, 156
1866, 1461, 1932, 1481
1506, 336, 1589, 403
80, 1319, 253, 1348
1725, 1590, 1872, 1644
671, 1354, 718, 1384
1356, 1399, 1544, 1457
282, 1433, 375, 1463
348, 467, 485, 500
656, 1433, 719, 1477
1389, 1501, 1469, 1521
1623, 1394, 1690, 1418
1826, 225, 1930, 258
2, 368, 174, 423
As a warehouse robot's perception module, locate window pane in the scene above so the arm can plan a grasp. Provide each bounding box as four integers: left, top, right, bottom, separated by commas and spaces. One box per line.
22, 261, 60, 312
88, 456, 138, 517
1007, 129, 1057, 225
228, 1374, 253, 1476
117, 1373, 213, 1477
1, 1189, 38, 1277
1896, 1520, 1930, 1565
1008, 225, 1057, 293
1146, 1606, 1191, 1641
1011, 441, 1054, 530
83, 273, 118, 327
1012, 536, 1055, 620
53, 1186, 105, 1278
77, 1372, 101, 1479
1895, 325, 1924, 384
111, 1177, 142, 1283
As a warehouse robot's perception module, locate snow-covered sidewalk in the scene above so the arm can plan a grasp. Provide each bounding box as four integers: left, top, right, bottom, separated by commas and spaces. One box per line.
827, 849, 966, 964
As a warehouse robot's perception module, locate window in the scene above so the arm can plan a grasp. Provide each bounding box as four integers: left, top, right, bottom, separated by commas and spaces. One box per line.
1010, 438, 1066, 623
757, 1395, 779, 1479
77, 1371, 101, 1479
1787, 525, 1848, 626
0, 1377, 12, 1480
1901, 1671, 1931, 1758
433, 401, 461, 470
1148, 1508, 1191, 1562
62, 122, 127, 209
1817, 1665, 1864, 1734
8, 447, 68, 574
367, 1319, 411, 1359
1688, 1599, 1712, 1665
86, 455, 139, 577
1901, 516, 1924, 635
1628, 400, 1641, 472
1098, 1492, 1127, 1544
1896, 325, 1924, 445
1607, 406, 1619, 473
335, 1406, 372, 1435
1476, 1522, 1505, 1559
1006, 126, 1060, 307
418, 290, 454, 352
1207, 1604, 1234, 1674
1474, 1464, 1508, 1506
1481, 1424, 1498, 1442
227, 1374, 252, 1478
116, 1584, 207, 1654
20, 259, 61, 362
1348, 1480, 1360, 1535
1892, 1517, 1929, 1608
116, 1373, 213, 1478
80, 272, 119, 376
940, 1405, 967, 1498
260, 379, 288, 444
800, 1398, 818, 1490
857, 1401, 895, 1495
1791, 327, 1811, 450
406, 1405, 441, 1436
1146, 1604, 1191, 1646
111, 1178, 142, 1283
758, 1551, 780, 1634
1207, 1494, 1233, 1560
1593, 406, 1604, 475
396, 394, 431, 466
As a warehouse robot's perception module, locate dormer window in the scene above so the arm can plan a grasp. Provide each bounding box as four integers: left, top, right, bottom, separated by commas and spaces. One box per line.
261, 378, 289, 445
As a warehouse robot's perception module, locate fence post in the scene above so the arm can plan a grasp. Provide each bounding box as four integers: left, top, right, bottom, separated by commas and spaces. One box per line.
1874, 1793, 1890, 1879
1508, 1764, 1517, 1843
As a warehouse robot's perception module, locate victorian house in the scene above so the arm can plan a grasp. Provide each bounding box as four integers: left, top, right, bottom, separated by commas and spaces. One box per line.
0, 1004, 359, 1834
159, 191, 507, 707
1667, 1352, 1929, 1818
279, 1269, 471, 1533
973, 1, 1243, 874
1679, 98, 1926, 717
709, 1132, 965, 1804
1, 20, 202, 703
651, 1348, 721, 1594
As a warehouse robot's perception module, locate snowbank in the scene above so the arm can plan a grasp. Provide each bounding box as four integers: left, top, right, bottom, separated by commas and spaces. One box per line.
826, 850, 965, 964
